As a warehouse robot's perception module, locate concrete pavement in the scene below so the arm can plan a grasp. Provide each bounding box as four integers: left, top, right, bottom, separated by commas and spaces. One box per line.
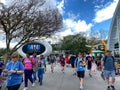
21, 63, 120, 90
2, 63, 120, 90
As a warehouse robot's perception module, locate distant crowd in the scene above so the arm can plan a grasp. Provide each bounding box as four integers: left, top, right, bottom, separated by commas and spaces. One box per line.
0, 50, 119, 90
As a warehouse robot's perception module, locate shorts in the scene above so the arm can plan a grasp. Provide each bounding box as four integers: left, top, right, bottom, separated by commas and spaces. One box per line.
61, 64, 65, 67
51, 63, 54, 67
50, 62, 54, 65
7, 84, 21, 90
77, 71, 85, 78
103, 70, 116, 78
87, 66, 92, 70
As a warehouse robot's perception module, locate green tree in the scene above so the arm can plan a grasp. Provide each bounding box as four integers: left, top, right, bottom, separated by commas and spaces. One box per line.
0, 48, 6, 57
61, 34, 89, 54
0, 0, 63, 62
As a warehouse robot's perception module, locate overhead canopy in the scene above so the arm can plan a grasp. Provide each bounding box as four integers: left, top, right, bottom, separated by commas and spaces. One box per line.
92, 50, 103, 53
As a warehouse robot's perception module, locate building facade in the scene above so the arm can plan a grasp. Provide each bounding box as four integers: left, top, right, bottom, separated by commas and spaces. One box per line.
108, 0, 120, 55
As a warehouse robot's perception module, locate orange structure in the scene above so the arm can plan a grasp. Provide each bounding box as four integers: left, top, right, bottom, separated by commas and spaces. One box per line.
89, 43, 94, 54
90, 40, 108, 54
101, 40, 108, 52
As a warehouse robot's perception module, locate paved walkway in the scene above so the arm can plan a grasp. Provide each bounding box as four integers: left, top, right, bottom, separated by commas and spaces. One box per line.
2, 63, 120, 90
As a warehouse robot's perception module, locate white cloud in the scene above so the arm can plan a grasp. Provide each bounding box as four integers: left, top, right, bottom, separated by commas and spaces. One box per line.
0, 41, 6, 48
93, 0, 119, 23
0, 0, 5, 3
57, 0, 65, 15
55, 0, 93, 39
0, 41, 17, 48
67, 12, 80, 20
42, 0, 57, 9
0, 0, 94, 45
56, 18, 93, 37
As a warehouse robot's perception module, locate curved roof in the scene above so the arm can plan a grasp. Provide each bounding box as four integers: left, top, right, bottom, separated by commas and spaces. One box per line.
108, 0, 120, 50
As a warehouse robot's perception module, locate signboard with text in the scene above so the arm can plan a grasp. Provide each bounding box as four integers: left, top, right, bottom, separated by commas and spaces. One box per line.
22, 43, 46, 55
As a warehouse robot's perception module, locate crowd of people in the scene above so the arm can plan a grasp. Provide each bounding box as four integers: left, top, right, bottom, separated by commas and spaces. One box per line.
0, 50, 118, 90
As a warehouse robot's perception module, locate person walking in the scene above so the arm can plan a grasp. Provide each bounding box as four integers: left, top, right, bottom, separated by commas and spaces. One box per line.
49, 54, 56, 73
32, 53, 39, 82
23, 53, 35, 90
46, 56, 50, 64
5, 52, 24, 90
59, 54, 65, 73
65, 55, 70, 67
101, 50, 117, 90
69, 53, 76, 75
91, 61, 97, 74
74, 53, 86, 90
86, 54, 93, 77
37, 55, 46, 85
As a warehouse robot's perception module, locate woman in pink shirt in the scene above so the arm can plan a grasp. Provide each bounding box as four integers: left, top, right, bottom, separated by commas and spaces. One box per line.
23, 53, 35, 90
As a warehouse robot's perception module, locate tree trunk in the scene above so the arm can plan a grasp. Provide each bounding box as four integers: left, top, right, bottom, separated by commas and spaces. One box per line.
5, 34, 11, 63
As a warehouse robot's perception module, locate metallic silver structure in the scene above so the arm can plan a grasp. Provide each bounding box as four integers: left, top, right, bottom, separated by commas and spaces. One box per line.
108, 0, 120, 54
18, 40, 52, 57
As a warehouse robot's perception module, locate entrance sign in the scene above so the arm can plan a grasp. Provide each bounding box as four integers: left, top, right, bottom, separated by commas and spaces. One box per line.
22, 43, 46, 55
18, 40, 52, 57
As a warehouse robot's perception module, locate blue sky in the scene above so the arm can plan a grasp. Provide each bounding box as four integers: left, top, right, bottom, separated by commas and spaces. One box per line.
55, 0, 119, 39
0, 0, 119, 47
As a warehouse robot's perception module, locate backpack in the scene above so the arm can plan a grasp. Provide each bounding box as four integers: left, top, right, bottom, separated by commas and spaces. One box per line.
76, 58, 86, 67
104, 56, 115, 66
104, 56, 119, 75
104, 56, 114, 63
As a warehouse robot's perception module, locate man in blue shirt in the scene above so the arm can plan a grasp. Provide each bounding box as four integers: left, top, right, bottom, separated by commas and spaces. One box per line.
101, 50, 117, 90
74, 53, 86, 90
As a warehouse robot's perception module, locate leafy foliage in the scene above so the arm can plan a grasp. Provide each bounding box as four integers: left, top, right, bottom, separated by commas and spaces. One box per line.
0, 48, 6, 57
0, 0, 63, 62
60, 34, 89, 54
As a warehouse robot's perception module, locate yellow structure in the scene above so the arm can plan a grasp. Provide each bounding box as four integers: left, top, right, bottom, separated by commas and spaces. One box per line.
101, 40, 108, 52
90, 40, 108, 54
89, 43, 94, 54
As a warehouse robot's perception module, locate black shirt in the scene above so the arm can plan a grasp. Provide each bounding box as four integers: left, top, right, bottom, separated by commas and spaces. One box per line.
70, 55, 76, 64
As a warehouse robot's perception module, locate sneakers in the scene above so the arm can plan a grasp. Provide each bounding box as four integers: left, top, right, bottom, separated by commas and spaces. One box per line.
107, 85, 116, 90
32, 83, 35, 87
89, 74, 92, 78
80, 86, 83, 90
40, 82, 42, 85
111, 85, 115, 90
23, 83, 35, 90
107, 86, 110, 90
23, 87, 28, 90
73, 73, 76, 76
